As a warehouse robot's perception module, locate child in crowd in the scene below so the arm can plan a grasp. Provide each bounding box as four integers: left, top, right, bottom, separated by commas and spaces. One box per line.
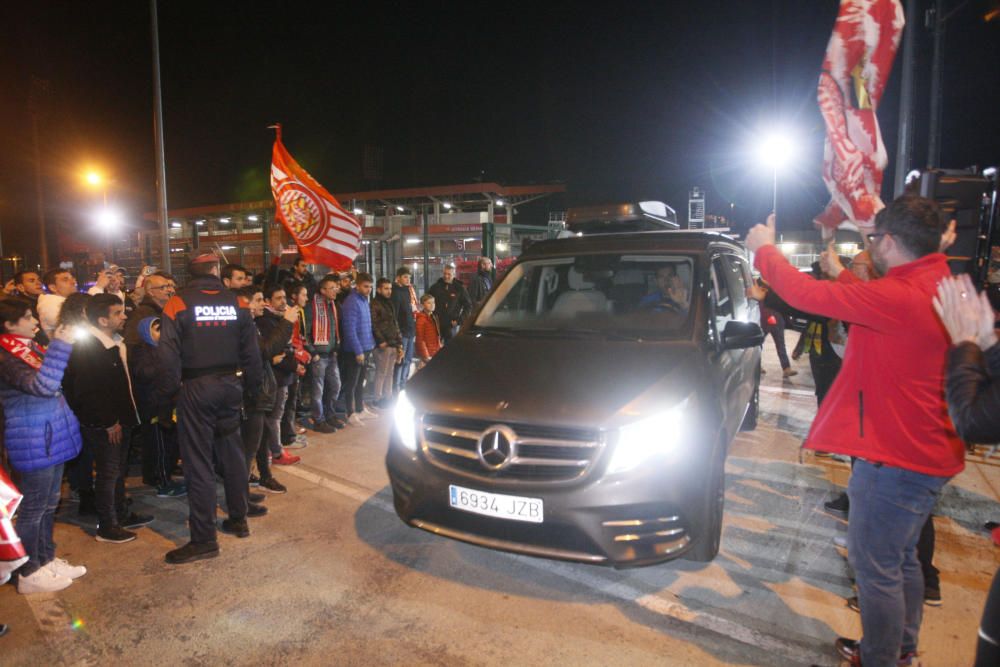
415, 294, 441, 368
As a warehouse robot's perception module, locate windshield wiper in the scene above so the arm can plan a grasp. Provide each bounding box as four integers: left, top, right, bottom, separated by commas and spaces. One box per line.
470, 325, 516, 337
474, 325, 651, 342
520, 326, 647, 341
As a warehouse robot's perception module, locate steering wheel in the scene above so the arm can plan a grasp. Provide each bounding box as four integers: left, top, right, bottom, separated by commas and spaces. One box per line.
640, 297, 682, 314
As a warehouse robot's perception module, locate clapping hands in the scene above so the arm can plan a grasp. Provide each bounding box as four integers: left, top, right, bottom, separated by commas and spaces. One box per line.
933, 274, 998, 350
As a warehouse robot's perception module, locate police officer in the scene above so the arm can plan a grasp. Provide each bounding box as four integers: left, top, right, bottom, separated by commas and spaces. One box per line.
158, 253, 262, 564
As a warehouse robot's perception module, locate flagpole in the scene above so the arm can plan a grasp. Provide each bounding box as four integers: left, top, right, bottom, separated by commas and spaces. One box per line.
151, 0, 171, 272
267, 124, 281, 269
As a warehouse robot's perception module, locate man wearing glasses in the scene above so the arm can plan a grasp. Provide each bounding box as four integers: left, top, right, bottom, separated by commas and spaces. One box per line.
124, 271, 177, 488
746, 196, 964, 667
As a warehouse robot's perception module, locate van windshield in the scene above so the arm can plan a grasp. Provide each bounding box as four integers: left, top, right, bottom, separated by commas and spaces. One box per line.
474, 254, 695, 339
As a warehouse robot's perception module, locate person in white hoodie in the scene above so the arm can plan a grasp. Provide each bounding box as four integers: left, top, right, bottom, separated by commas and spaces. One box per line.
37, 269, 78, 339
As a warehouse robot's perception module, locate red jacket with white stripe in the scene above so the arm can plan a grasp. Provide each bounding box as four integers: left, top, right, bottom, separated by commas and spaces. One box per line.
754, 245, 964, 477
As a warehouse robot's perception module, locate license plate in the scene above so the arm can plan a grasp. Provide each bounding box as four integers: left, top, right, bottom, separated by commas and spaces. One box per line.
448, 484, 544, 523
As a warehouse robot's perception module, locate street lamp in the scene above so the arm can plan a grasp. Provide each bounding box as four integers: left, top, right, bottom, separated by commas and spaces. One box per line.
83, 170, 109, 206
756, 130, 797, 226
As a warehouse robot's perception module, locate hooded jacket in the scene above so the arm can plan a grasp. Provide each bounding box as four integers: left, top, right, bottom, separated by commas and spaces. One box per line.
415, 310, 442, 361
130, 316, 172, 422
0, 338, 82, 472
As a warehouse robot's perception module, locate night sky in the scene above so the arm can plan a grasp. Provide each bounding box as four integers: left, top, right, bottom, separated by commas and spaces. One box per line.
1, 1, 998, 264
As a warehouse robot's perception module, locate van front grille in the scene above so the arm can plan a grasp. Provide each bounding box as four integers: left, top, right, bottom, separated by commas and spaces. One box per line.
419, 414, 603, 482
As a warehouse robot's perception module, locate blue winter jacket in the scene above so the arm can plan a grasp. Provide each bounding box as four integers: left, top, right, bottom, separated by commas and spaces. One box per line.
0, 338, 82, 472
341, 290, 376, 355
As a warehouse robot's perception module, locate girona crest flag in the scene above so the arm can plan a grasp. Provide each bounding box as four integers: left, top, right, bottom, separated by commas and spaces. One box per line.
0, 467, 28, 584
815, 0, 904, 234
270, 126, 361, 270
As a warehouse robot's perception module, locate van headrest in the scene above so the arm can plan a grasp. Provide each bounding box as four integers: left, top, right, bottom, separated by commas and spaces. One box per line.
567, 267, 594, 290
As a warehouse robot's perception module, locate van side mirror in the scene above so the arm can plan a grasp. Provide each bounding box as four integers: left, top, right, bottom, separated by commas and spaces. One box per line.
721, 320, 765, 350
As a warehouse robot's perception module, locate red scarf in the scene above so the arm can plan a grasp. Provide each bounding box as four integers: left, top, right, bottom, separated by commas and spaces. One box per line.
311, 296, 338, 346
408, 285, 419, 313
0, 334, 45, 369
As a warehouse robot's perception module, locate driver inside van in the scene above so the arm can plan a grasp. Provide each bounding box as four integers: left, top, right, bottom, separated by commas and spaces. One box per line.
639, 265, 689, 313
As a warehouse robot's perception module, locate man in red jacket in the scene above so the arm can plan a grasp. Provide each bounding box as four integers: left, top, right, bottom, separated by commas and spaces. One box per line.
746, 195, 964, 667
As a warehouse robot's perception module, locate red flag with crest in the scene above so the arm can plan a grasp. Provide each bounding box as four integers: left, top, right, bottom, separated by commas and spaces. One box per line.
270, 126, 360, 270
0, 467, 27, 584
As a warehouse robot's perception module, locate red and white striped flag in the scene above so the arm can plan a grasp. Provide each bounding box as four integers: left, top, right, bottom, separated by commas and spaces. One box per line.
0, 467, 27, 584
270, 126, 361, 270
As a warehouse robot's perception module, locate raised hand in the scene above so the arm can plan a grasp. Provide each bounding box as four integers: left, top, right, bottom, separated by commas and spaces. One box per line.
819, 240, 844, 279
745, 213, 776, 253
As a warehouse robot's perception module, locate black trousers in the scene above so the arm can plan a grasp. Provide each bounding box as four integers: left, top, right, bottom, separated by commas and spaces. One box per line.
240, 411, 273, 482
141, 421, 178, 488
82, 424, 131, 529
341, 352, 368, 415
810, 355, 842, 406
762, 314, 790, 369
177, 374, 247, 544
917, 513, 939, 589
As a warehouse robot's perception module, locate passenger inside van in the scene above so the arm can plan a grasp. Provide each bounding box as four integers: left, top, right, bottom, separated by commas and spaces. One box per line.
638, 265, 690, 313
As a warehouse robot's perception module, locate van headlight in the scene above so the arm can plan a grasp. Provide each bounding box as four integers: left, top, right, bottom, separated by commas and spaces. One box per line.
608, 399, 689, 474
394, 391, 418, 451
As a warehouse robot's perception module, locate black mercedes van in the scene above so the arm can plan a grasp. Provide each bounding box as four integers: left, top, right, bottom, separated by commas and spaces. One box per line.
386, 231, 763, 567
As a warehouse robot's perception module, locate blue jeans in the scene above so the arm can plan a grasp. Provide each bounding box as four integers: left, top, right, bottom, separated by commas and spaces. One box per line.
16, 463, 64, 576
310, 355, 341, 422
847, 460, 950, 666
394, 335, 415, 392
266, 385, 288, 457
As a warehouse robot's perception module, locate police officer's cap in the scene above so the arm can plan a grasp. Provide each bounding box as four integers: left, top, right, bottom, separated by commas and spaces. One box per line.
188, 253, 221, 273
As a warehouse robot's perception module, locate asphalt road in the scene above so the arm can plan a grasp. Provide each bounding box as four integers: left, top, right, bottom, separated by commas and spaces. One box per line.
3, 335, 999, 666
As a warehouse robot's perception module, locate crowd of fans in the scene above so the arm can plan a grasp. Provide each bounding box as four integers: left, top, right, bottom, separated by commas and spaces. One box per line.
0, 254, 489, 599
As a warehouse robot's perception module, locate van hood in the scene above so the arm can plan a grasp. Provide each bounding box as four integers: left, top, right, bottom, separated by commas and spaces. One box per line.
405, 333, 701, 429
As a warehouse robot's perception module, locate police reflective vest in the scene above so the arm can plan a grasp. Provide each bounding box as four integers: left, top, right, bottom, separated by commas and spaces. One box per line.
159, 275, 260, 388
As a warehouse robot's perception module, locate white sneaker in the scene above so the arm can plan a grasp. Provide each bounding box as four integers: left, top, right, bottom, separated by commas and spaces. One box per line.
833, 535, 848, 549
360, 408, 379, 419
348, 414, 365, 427
18, 567, 73, 594
46, 557, 87, 580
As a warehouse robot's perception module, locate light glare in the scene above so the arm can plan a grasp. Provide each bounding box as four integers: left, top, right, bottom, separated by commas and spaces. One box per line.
95, 207, 124, 231
394, 391, 417, 450
608, 400, 688, 474
758, 132, 796, 169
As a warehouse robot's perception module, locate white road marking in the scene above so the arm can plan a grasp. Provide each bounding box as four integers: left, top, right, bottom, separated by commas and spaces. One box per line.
22, 594, 99, 666
759, 385, 817, 398
281, 461, 835, 666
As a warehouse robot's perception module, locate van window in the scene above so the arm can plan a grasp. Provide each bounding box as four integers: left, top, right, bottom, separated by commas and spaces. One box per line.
474, 254, 695, 339
724, 255, 749, 321
711, 257, 734, 332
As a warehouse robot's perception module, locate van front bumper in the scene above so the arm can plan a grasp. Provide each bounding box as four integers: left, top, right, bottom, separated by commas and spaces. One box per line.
385, 431, 714, 568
